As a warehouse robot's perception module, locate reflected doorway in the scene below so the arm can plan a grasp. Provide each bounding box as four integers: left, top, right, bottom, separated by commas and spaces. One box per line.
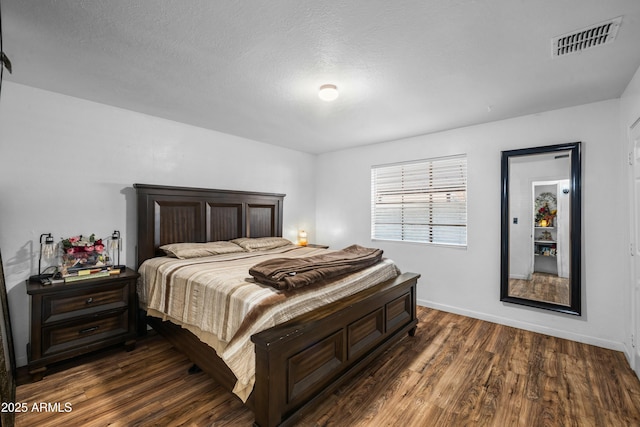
509, 179, 571, 306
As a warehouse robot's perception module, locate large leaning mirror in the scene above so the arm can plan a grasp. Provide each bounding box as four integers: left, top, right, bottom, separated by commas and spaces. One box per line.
500, 142, 581, 315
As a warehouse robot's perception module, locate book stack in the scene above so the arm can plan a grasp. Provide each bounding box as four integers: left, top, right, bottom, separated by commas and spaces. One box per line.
62, 267, 121, 283
39, 267, 123, 285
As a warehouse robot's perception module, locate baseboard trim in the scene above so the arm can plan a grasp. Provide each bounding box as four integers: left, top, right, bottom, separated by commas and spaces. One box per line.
417, 299, 625, 353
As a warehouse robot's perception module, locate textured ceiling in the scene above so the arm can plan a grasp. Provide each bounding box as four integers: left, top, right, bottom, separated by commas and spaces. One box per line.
3, 1, 640, 154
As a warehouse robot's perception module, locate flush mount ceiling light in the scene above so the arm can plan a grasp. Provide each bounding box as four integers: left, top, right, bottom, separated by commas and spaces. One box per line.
318, 84, 339, 102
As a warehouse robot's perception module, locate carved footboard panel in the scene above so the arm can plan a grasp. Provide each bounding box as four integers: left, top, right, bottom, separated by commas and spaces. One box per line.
251, 272, 419, 427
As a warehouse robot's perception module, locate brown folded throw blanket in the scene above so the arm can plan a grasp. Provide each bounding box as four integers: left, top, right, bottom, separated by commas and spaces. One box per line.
249, 244, 383, 290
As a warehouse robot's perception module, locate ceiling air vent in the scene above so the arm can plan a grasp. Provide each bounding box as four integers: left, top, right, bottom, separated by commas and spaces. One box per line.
552, 16, 622, 57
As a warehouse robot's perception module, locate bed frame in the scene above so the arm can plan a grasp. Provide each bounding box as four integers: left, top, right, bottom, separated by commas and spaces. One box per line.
134, 183, 420, 427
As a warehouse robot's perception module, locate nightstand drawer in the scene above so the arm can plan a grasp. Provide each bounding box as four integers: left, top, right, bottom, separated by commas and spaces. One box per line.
42, 284, 129, 324
42, 309, 129, 356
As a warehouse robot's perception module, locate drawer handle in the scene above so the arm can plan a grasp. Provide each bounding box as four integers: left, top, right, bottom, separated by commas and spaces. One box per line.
79, 326, 100, 334
86, 297, 94, 304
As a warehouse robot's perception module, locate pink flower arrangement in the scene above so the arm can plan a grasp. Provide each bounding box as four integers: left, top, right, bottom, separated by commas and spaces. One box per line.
61, 234, 104, 254
61, 234, 108, 269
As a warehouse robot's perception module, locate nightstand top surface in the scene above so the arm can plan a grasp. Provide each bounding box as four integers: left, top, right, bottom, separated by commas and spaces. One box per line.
27, 268, 139, 294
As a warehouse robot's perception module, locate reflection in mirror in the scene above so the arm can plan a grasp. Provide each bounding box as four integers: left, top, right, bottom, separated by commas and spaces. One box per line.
500, 142, 581, 315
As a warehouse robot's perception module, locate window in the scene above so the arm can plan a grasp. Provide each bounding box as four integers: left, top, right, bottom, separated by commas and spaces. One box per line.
371, 155, 467, 246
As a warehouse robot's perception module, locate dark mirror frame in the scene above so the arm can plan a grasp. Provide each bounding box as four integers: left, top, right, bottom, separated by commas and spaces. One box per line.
500, 142, 582, 315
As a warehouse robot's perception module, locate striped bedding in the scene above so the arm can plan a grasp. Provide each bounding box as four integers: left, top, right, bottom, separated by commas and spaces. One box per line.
137, 245, 400, 402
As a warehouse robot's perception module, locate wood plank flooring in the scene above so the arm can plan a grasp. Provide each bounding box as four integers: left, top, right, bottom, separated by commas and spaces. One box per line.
15, 307, 640, 426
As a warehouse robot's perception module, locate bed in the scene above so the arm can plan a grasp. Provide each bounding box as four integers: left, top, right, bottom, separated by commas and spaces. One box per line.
134, 183, 420, 427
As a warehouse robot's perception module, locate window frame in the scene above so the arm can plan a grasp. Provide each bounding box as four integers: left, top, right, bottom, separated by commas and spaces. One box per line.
371, 154, 468, 247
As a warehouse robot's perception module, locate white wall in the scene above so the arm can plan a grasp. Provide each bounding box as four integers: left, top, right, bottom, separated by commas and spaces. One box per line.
620, 64, 640, 370
316, 99, 627, 351
0, 82, 316, 367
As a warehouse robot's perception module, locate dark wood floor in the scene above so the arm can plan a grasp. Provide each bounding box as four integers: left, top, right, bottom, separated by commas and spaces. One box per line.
16, 307, 640, 426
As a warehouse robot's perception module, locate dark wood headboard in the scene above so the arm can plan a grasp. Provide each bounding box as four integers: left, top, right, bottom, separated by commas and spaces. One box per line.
134, 184, 285, 267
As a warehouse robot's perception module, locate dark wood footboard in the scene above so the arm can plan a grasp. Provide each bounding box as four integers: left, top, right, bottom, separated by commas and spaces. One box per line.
145, 272, 419, 427
251, 271, 419, 427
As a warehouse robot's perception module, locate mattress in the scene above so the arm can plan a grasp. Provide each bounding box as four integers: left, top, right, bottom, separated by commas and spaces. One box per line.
137, 245, 400, 401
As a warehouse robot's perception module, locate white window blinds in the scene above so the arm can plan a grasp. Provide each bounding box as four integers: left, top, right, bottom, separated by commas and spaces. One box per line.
371, 155, 467, 246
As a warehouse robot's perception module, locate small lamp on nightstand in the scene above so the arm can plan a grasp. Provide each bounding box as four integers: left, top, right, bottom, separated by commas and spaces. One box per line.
29, 233, 57, 281
298, 230, 308, 247
110, 230, 126, 271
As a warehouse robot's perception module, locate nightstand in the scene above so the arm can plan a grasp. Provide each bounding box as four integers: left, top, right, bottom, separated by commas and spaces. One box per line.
26, 268, 139, 381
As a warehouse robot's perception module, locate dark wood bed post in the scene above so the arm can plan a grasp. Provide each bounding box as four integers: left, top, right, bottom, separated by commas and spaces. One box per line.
133, 183, 420, 427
